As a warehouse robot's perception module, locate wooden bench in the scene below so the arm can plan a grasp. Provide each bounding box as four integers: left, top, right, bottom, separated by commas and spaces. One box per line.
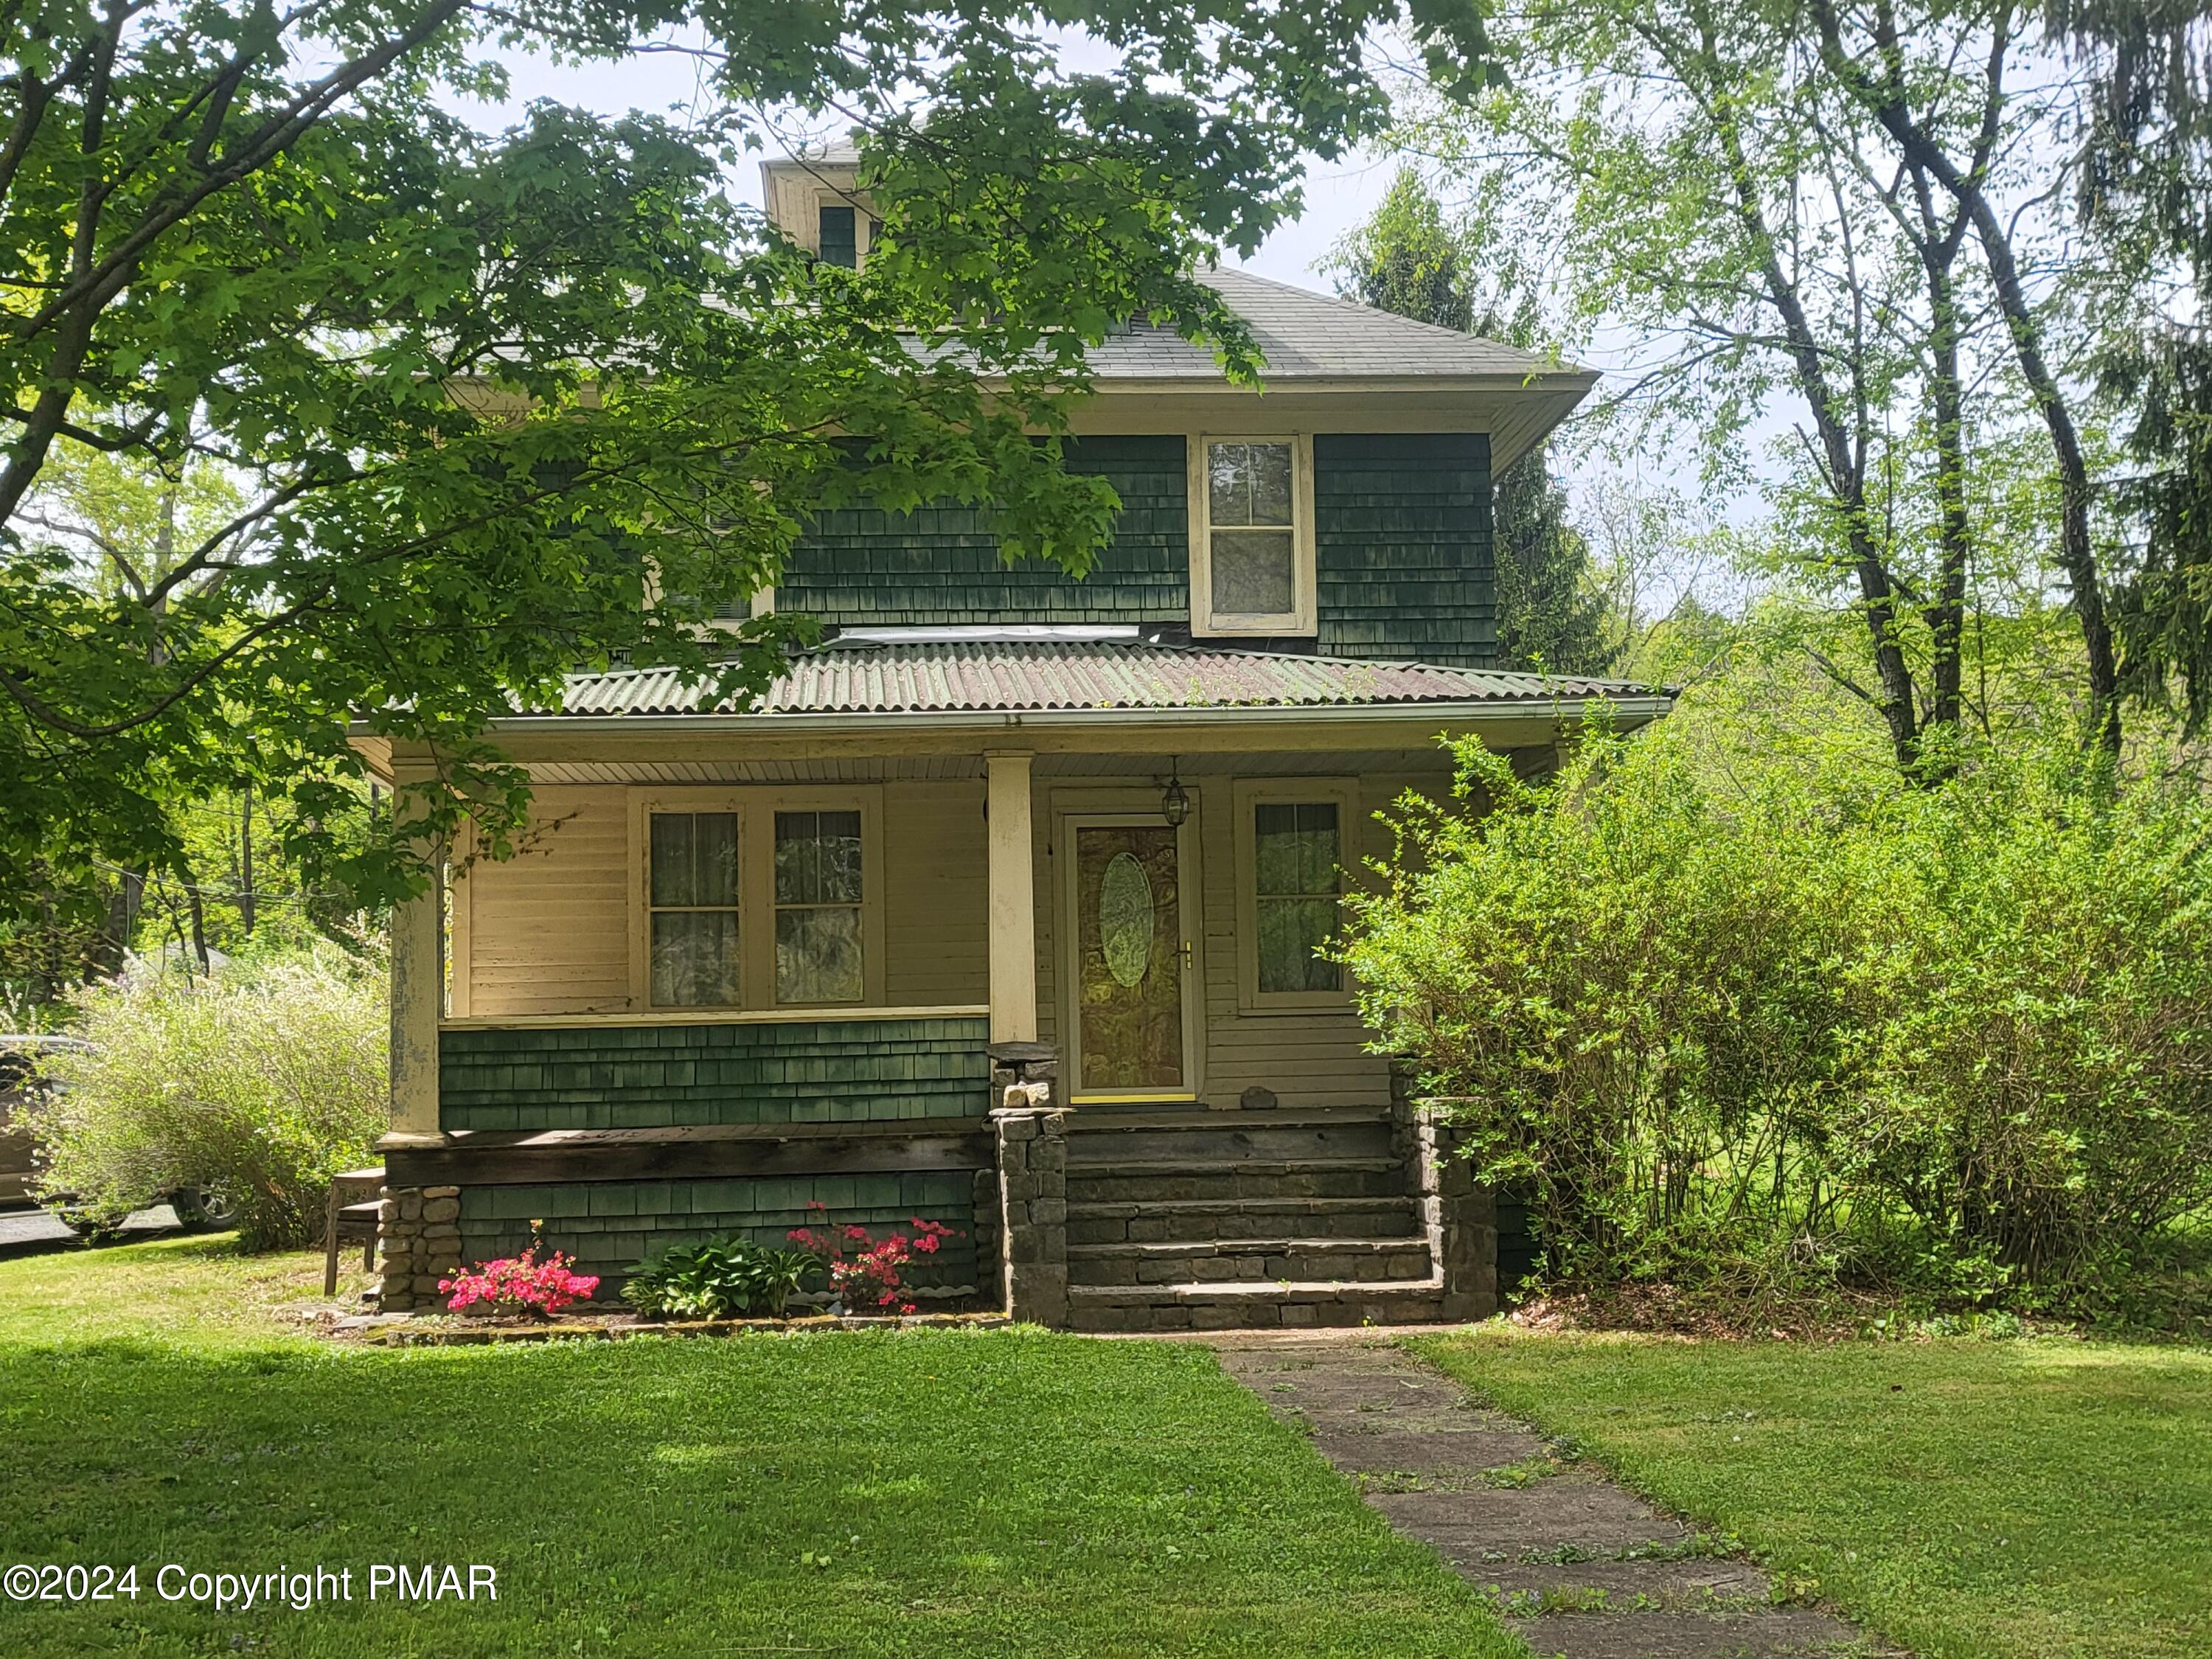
324, 1166, 386, 1297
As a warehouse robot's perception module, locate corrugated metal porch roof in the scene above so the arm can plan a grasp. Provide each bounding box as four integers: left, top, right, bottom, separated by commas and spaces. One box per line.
538, 642, 1658, 719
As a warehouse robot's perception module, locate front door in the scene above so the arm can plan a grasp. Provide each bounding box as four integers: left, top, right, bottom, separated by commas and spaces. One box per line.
1065, 816, 1196, 1102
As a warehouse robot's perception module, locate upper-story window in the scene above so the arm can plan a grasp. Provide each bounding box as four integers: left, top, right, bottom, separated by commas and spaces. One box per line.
818, 204, 858, 268
1189, 434, 1316, 636
760, 158, 875, 267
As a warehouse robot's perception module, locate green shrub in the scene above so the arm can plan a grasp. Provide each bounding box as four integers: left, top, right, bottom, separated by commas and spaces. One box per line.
23, 947, 386, 1251
622, 1234, 818, 1319
1838, 759, 2212, 1277
1343, 725, 2212, 1301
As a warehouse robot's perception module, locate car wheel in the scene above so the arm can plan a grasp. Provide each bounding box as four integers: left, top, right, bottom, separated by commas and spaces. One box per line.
169, 1184, 241, 1233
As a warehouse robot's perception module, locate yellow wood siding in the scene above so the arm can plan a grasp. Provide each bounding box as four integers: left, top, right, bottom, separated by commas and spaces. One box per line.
1194, 771, 1451, 1110
884, 781, 990, 1006
460, 782, 992, 1018
461, 786, 632, 1016
457, 769, 1462, 1103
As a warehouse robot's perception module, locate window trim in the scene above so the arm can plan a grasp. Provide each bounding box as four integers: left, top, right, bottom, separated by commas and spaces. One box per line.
768, 799, 876, 1009
1188, 433, 1318, 638
803, 187, 874, 265
642, 805, 746, 1009
1232, 777, 1359, 1015
627, 787, 886, 1012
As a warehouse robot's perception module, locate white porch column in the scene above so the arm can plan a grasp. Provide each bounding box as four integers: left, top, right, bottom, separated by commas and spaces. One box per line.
388, 823, 444, 1139
984, 750, 1038, 1045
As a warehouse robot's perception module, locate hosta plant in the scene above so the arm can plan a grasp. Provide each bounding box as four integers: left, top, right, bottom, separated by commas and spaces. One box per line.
622, 1234, 818, 1320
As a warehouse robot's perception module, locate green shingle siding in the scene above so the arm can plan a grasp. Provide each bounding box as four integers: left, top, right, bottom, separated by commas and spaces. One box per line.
1315, 433, 1495, 667
456, 1172, 981, 1292
438, 1018, 991, 1132
771, 431, 1498, 665
776, 435, 1189, 626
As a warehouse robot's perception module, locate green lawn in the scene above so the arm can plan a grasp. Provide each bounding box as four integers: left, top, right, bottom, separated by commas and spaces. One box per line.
0, 1238, 1518, 1658
1416, 1326, 2212, 1659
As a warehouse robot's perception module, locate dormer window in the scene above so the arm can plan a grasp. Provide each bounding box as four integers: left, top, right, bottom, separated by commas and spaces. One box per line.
1189, 434, 1317, 636
759, 155, 874, 266
818, 204, 858, 268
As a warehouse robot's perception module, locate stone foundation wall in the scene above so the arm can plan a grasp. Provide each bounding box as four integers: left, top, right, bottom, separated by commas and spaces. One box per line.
1391, 1063, 1499, 1321
376, 1184, 462, 1312
992, 1107, 1068, 1326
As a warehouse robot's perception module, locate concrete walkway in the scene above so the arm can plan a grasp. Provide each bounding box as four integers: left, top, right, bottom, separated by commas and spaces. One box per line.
1206, 1330, 1891, 1659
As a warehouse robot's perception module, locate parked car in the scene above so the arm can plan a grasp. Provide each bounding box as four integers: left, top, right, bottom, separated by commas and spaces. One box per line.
0, 1034, 237, 1236
0, 1035, 83, 1209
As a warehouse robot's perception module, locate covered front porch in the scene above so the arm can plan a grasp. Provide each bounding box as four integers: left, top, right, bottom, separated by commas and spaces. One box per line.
362, 642, 1666, 1323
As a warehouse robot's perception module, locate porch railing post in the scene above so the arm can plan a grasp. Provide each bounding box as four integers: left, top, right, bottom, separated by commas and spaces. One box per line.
1393, 1062, 1498, 1322
389, 807, 443, 1139
990, 1041, 1067, 1326
984, 750, 1038, 1045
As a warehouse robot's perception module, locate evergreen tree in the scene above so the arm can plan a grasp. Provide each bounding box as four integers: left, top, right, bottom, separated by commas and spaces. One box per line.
1327, 170, 1616, 676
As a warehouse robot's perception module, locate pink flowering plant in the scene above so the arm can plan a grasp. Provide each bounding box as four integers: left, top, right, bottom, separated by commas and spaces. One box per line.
787, 1201, 958, 1315
439, 1222, 600, 1317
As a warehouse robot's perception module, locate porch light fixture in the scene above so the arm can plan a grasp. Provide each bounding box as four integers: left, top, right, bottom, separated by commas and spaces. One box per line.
1161, 765, 1190, 827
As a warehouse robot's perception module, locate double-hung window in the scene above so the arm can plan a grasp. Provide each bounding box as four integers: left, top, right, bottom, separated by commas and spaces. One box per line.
773, 810, 865, 1004
638, 793, 880, 1009
817, 204, 858, 268
1234, 780, 1356, 1011
1191, 435, 1316, 636
647, 812, 741, 1007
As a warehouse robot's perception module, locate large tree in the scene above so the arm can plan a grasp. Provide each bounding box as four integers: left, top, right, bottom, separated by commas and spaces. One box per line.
1326, 168, 1616, 677
1387, 0, 2207, 774
2043, 1, 2212, 736
0, 0, 1493, 959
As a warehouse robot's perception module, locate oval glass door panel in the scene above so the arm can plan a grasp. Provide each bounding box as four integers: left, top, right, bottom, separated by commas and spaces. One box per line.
1099, 852, 1153, 987
1074, 825, 1184, 1093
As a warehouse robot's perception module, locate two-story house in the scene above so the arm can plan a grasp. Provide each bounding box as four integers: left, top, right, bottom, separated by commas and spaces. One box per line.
355, 157, 1670, 1330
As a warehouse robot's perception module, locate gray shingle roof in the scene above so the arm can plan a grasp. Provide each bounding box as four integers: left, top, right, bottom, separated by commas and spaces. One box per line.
1089, 268, 1587, 383
535, 642, 1659, 719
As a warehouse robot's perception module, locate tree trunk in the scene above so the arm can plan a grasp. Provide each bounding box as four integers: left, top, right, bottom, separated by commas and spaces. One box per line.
240, 784, 257, 937
1699, 41, 1921, 769
1910, 164, 1973, 773
87, 869, 142, 978
1809, 0, 2121, 753
185, 875, 211, 976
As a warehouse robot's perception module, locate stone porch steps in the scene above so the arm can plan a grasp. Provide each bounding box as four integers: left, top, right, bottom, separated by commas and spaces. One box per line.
1050, 1106, 1446, 1329
1067, 1279, 1449, 1332
1064, 1156, 1409, 1204
1064, 1110, 1399, 1169
1068, 1194, 1424, 1245
1068, 1236, 1436, 1287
